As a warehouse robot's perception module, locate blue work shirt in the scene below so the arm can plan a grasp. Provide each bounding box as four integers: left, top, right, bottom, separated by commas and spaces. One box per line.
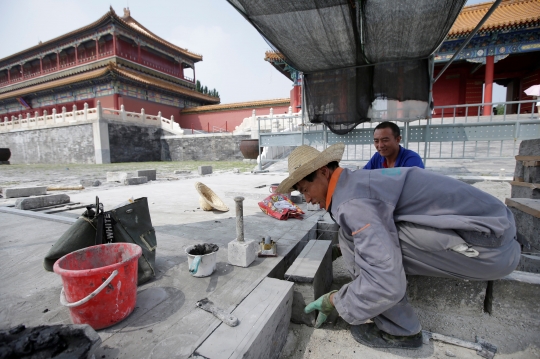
363, 146, 424, 169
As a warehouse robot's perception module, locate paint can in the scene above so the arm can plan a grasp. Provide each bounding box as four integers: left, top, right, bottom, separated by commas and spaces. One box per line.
185, 243, 219, 277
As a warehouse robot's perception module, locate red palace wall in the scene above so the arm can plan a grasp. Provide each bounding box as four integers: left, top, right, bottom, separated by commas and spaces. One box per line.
117, 96, 181, 119
179, 105, 291, 133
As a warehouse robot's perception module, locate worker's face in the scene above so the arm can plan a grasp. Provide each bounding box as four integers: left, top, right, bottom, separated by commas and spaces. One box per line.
295, 167, 331, 209
373, 127, 401, 158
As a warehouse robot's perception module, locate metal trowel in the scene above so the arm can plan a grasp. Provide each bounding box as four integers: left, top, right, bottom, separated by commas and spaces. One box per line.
422, 331, 497, 359
196, 298, 239, 327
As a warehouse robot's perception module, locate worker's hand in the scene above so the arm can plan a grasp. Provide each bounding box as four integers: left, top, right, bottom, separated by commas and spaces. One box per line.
304, 290, 338, 328
331, 244, 342, 261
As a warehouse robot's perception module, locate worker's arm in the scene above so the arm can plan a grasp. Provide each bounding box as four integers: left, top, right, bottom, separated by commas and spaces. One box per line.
331, 198, 407, 325
363, 153, 380, 169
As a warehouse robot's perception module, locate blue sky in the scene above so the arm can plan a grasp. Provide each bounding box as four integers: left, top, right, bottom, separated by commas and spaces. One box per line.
0, 0, 504, 104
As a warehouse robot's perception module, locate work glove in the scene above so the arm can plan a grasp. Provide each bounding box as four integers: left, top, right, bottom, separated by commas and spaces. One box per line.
304, 290, 338, 328
331, 244, 342, 261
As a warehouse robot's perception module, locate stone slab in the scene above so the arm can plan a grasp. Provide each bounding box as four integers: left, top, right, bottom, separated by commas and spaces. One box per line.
285, 240, 332, 326
136, 169, 156, 181
517, 254, 540, 274
510, 181, 540, 199
506, 198, 540, 251
15, 194, 70, 210
198, 165, 212, 175
491, 271, 540, 322
193, 277, 294, 359
407, 275, 488, 316
524, 166, 540, 184
124, 176, 148, 185
80, 179, 101, 187
228, 239, 258, 267
4, 186, 47, 199
517, 138, 540, 156
174, 170, 191, 174
106, 171, 130, 182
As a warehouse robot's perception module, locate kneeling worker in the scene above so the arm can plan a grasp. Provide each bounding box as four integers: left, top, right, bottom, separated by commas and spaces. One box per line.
364, 121, 424, 169
277, 143, 519, 349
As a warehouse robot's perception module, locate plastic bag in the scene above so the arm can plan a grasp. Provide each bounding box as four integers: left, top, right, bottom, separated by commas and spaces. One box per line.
258, 194, 304, 220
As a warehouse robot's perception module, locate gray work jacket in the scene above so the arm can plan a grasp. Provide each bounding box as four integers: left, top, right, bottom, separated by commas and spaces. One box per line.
329, 167, 515, 325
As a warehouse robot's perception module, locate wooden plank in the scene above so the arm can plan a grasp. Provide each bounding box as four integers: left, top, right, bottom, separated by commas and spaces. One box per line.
505, 198, 540, 218
516, 156, 540, 162
523, 160, 540, 167
510, 181, 540, 189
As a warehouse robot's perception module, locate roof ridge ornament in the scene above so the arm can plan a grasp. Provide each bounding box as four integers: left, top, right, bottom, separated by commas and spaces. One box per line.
123, 7, 131, 18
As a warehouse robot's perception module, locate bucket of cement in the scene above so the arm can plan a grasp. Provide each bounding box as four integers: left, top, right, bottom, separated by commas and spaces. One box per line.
185, 243, 219, 277
53, 243, 142, 330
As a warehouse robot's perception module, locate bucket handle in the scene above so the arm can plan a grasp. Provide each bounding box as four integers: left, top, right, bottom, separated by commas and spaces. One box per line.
59, 270, 118, 308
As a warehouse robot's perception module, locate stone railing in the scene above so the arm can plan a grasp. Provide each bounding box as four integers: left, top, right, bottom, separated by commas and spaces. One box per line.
0, 101, 183, 135
233, 106, 304, 138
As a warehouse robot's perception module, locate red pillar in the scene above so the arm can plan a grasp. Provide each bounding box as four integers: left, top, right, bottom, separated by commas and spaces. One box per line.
95, 39, 99, 59
56, 52, 60, 70
7, 68, 10, 82
113, 34, 117, 55
483, 55, 494, 116
39, 58, 43, 73
137, 43, 141, 63
20, 64, 23, 78
75, 46, 78, 65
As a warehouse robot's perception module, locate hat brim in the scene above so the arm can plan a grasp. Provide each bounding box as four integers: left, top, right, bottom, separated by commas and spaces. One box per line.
277, 143, 345, 194
195, 182, 229, 212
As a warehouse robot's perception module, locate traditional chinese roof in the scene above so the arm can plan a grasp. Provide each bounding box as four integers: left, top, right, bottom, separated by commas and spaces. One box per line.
448, 0, 540, 37
0, 7, 202, 65
264, 51, 285, 62
0, 63, 218, 103
181, 98, 290, 113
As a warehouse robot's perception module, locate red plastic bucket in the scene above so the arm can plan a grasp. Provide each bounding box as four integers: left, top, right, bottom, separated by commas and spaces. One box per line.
53, 243, 142, 330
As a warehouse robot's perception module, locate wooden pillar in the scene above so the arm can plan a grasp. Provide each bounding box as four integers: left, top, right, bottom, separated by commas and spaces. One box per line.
75, 45, 78, 65
483, 55, 494, 116
7, 68, 10, 82
95, 39, 99, 59
20, 64, 23, 78
137, 42, 141, 63
56, 52, 60, 70
39, 57, 43, 73
112, 33, 117, 55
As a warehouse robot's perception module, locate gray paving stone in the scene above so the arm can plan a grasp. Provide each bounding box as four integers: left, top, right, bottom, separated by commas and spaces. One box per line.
136, 169, 156, 181
407, 275, 488, 316
510, 182, 540, 199
15, 194, 70, 210
194, 277, 293, 359
517, 254, 540, 274
506, 198, 540, 251
80, 179, 101, 187
4, 186, 47, 198
491, 271, 540, 322
124, 176, 148, 185
174, 170, 191, 174
285, 240, 332, 326
106, 172, 130, 182
198, 165, 212, 175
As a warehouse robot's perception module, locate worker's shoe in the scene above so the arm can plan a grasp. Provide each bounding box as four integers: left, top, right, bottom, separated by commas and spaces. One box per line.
350, 323, 423, 349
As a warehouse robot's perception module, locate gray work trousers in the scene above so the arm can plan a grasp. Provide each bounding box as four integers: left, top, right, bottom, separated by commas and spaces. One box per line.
338, 221, 521, 336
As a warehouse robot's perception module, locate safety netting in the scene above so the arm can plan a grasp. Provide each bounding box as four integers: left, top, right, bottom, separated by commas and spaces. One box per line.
227, 0, 467, 134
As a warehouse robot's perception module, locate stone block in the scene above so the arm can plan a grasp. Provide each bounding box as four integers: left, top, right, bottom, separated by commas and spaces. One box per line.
80, 179, 101, 187
524, 166, 540, 184
174, 170, 191, 174
194, 277, 293, 359
136, 169, 156, 181
4, 186, 47, 199
510, 181, 540, 199
124, 176, 148, 186
518, 138, 540, 156
506, 198, 540, 251
233, 168, 240, 174
517, 254, 540, 274
490, 271, 540, 322
106, 172, 130, 182
306, 203, 320, 211
15, 194, 70, 210
407, 275, 487, 316
316, 221, 339, 244
228, 239, 258, 267
285, 240, 332, 326
198, 165, 212, 175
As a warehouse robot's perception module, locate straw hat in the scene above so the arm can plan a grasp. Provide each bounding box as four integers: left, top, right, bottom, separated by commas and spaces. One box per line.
277, 143, 345, 194
195, 182, 229, 212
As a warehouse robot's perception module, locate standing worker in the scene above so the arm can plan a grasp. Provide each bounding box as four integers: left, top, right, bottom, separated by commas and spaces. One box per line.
277, 143, 519, 349
364, 121, 424, 169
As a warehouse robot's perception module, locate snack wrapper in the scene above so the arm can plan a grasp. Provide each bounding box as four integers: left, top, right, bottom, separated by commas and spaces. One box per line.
258, 194, 304, 220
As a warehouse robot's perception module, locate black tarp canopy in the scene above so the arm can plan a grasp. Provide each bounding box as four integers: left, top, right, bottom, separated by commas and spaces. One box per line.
227, 0, 467, 134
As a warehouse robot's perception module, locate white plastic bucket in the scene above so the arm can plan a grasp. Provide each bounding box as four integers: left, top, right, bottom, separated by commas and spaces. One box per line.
185, 243, 219, 277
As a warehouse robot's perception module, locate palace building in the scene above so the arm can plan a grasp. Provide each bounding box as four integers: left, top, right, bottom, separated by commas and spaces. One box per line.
0, 7, 219, 121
